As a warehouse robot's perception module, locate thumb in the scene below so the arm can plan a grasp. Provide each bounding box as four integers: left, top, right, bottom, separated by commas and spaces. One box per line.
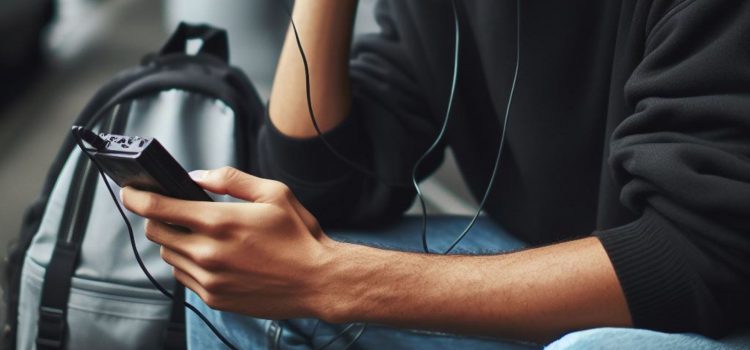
190, 167, 267, 201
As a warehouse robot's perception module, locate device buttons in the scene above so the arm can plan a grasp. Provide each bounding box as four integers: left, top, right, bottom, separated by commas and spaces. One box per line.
97, 133, 151, 152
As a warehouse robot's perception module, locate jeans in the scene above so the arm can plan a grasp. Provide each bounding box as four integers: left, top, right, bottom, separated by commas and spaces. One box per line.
186, 216, 750, 349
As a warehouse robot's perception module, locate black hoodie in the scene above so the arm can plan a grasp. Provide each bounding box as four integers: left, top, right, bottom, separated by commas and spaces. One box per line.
258, 0, 750, 337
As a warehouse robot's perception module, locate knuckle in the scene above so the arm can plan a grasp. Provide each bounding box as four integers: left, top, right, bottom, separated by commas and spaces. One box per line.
200, 211, 228, 231
200, 217, 219, 232
216, 166, 239, 181
172, 268, 185, 284
267, 180, 294, 200
159, 246, 170, 262
280, 186, 294, 200
194, 245, 222, 270
140, 194, 160, 215
202, 293, 221, 309
144, 220, 158, 240
201, 276, 224, 293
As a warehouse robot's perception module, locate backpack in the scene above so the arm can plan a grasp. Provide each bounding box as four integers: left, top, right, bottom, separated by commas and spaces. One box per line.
2, 22, 263, 350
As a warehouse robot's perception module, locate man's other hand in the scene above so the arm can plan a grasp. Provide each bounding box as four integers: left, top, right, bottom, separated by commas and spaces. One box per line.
120, 167, 341, 320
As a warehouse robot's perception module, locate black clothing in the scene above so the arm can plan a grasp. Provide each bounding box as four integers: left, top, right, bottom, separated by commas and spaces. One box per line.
258, 0, 750, 337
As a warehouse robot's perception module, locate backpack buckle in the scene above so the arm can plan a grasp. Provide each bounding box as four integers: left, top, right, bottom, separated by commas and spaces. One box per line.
36, 306, 66, 348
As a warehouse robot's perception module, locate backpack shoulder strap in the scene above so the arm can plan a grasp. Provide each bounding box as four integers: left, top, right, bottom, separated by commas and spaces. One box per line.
163, 284, 187, 350
36, 107, 130, 350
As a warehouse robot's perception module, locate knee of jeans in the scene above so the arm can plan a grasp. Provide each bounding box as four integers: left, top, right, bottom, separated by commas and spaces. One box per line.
545, 328, 638, 350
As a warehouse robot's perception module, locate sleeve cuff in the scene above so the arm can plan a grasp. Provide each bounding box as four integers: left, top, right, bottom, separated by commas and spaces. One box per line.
257, 107, 364, 184
594, 209, 718, 333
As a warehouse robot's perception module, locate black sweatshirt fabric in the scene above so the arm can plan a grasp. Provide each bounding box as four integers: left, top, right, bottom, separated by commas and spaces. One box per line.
257, 0, 750, 337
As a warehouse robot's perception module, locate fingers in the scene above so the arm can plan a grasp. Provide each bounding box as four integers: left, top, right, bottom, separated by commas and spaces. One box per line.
164, 248, 229, 311
191, 167, 296, 204
193, 167, 321, 232
144, 219, 205, 256
122, 186, 259, 232
161, 246, 213, 282
172, 267, 211, 306
121, 187, 209, 229
190, 167, 264, 200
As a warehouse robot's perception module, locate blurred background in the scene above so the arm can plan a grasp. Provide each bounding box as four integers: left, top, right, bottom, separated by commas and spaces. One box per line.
0, 0, 476, 323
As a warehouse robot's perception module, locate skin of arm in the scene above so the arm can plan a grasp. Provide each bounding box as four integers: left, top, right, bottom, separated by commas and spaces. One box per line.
121, 167, 632, 343
268, 0, 357, 138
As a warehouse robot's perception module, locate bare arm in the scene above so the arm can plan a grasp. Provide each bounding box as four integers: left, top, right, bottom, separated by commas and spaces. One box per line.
269, 0, 357, 138
328, 236, 632, 343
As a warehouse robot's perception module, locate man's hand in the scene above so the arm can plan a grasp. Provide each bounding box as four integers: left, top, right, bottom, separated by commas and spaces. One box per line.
120, 166, 340, 320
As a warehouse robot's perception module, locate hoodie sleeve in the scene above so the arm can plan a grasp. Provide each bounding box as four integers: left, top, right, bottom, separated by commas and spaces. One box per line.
595, 0, 750, 337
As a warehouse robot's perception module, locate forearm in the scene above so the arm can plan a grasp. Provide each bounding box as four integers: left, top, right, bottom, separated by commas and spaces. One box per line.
322, 237, 632, 343
269, 0, 357, 138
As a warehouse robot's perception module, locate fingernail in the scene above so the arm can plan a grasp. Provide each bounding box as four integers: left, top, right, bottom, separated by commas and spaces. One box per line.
189, 170, 207, 181
119, 188, 124, 201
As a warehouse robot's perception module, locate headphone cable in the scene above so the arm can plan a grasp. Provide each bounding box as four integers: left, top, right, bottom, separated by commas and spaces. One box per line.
423, 0, 521, 255
72, 130, 241, 350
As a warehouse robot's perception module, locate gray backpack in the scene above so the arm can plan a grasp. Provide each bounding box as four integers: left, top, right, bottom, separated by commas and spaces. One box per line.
3, 23, 262, 350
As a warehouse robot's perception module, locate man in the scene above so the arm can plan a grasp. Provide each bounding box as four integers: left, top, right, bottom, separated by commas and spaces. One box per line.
121, 0, 750, 348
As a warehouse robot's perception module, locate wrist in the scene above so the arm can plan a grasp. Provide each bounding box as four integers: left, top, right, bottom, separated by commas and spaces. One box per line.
309, 240, 390, 323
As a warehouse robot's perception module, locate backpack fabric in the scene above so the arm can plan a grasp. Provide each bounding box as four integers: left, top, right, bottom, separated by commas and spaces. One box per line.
2, 22, 263, 350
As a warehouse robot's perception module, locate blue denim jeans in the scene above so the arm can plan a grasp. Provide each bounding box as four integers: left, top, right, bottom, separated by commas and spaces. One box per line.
186, 216, 750, 349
